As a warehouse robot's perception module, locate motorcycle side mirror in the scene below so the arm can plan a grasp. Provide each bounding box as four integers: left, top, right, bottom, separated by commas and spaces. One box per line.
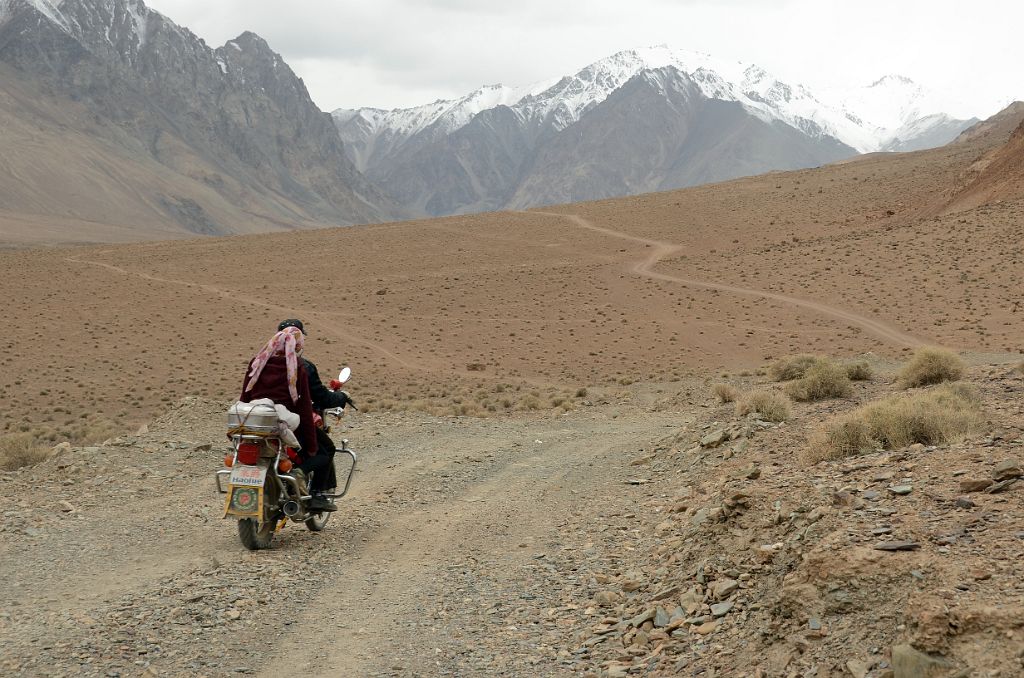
338, 367, 351, 384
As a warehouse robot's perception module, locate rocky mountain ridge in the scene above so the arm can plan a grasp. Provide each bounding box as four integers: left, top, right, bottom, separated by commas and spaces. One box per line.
0, 0, 402, 242
334, 46, 981, 216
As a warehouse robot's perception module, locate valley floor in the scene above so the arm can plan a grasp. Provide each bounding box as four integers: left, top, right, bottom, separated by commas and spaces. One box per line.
2, 360, 1022, 677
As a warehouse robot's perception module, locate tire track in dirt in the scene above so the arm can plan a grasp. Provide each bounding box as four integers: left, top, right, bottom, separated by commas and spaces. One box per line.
259, 409, 689, 677
64, 253, 420, 371
525, 210, 933, 350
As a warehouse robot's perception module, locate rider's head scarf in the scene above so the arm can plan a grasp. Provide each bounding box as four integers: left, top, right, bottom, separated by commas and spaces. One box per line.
245, 326, 305, 402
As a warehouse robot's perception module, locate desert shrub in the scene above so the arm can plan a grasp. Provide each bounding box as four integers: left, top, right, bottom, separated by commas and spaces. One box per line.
898, 348, 965, 388
769, 354, 820, 382
805, 416, 876, 463
0, 433, 52, 471
806, 384, 983, 463
711, 383, 739, 404
735, 390, 791, 423
517, 394, 542, 411
785, 360, 853, 402
553, 397, 575, 412
576, 387, 588, 398
844, 361, 874, 381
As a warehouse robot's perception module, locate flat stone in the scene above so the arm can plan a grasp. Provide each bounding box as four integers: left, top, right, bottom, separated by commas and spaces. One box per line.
693, 621, 717, 635
862, 490, 881, 501
846, 659, 870, 678
711, 578, 739, 600
888, 485, 913, 495
891, 643, 949, 678
808, 617, 822, 631
653, 606, 671, 628
700, 429, 729, 448
959, 478, 992, 493
874, 541, 920, 552
628, 608, 656, 628
650, 586, 680, 601
710, 602, 733, 617
954, 496, 976, 509
987, 478, 1018, 494
993, 459, 1022, 481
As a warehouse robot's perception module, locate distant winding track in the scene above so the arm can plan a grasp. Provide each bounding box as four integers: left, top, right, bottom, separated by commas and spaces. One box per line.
525, 210, 931, 349
63, 252, 419, 370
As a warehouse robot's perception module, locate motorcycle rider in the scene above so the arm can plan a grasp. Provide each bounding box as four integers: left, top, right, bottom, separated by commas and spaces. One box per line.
277, 319, 352, 499
240, 325, 336, 513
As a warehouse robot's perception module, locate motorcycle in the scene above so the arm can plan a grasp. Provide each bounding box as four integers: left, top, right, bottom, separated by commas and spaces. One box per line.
215, 367, 358, 550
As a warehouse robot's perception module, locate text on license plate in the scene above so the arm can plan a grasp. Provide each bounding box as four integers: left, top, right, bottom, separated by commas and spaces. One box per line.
230, 464, 268, 487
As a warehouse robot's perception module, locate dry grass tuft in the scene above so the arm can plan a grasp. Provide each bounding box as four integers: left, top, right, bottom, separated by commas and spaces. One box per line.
1014, 361, 1024, 376
711, 383, 739, 404
0, 433, 53, 471
898, 348, 965, 389
768, 354, 820, 382
735, 390, 791, 423
785, 360, 853, 402
807, 416, 876, 462
805, 383, 983, 464
844, 361, 874, 381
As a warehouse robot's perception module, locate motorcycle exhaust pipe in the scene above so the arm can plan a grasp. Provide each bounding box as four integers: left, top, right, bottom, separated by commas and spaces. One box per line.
282, 500, 300, 517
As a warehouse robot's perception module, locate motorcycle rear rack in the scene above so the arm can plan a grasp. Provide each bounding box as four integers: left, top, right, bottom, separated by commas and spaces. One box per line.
215, 445, 357, 501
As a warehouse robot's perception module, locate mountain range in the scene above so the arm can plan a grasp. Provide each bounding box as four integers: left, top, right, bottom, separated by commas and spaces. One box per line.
0, 1, 997, 243
333, 46, 980, 216
0, 0, 402, 243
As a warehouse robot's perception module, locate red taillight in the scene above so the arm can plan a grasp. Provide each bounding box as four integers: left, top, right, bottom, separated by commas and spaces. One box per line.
236, 442, 260, 465
223, 453, 234, 468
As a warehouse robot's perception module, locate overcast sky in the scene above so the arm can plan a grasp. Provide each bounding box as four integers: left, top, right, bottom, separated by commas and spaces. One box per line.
146, 0, 1020, 117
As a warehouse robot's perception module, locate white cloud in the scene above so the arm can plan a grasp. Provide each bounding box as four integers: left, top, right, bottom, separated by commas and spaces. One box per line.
145, 0, 1021, 116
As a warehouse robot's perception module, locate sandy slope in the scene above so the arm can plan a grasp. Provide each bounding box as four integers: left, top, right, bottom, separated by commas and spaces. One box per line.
4, 122, 1023, 441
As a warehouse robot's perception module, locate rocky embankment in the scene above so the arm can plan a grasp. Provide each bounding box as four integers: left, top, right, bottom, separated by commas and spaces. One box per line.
555, 364, 1024, 677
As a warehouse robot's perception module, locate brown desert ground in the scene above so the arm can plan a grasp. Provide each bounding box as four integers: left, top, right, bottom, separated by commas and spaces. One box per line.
2, 108, 1023, 437
1, 107, 1023, 677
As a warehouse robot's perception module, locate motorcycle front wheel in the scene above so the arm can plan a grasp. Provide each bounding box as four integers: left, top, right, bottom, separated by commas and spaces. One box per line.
305, 512, 330, 532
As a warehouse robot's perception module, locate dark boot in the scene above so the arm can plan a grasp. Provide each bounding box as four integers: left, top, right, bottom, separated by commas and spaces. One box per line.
307, 494, 337, 512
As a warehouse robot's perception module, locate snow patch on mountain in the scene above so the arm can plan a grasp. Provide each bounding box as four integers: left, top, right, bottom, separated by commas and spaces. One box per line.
124, 0, 148, 47
335, 77, 561, 140
1, 0, 71, 30
337, 45, 979, 155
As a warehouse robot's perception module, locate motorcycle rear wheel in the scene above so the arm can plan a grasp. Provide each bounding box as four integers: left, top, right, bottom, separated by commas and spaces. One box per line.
238, 517, 276, 550
238, 475, 280, 550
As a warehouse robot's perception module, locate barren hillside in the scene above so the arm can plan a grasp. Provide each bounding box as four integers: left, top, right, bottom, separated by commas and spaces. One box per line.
1, 102, 1023, 678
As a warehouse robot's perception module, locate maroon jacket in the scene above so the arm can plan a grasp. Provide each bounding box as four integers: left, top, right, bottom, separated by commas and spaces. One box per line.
240, 355, 317, 457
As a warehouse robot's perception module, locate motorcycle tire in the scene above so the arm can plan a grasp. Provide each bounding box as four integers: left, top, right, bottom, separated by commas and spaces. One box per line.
237, 475, 280, 550
237, 517, 275, 550
305, 512, 330, 532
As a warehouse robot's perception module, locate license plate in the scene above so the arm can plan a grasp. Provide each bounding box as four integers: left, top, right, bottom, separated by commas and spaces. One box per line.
229, 464, 268, 487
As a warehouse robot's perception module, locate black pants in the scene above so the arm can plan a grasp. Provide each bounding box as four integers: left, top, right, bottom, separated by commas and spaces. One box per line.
297, 451, 332, 493
315, 426, 338, 490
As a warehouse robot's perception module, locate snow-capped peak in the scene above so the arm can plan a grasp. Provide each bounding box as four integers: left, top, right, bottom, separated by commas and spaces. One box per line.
336, 45, 977, 155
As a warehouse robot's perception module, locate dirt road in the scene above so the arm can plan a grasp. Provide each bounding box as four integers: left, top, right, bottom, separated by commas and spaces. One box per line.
525, 210, 931, 350
0, 395, 691, 677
